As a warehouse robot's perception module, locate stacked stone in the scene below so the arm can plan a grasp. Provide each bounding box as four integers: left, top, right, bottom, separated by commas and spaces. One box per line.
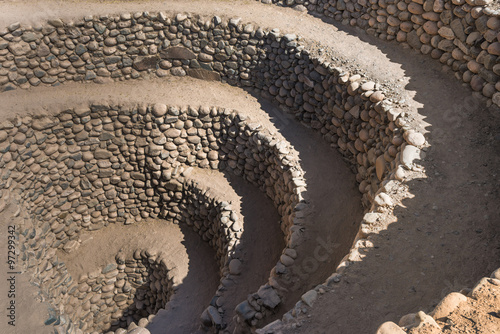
0, 13, 410, 210
0, 12, 267, 90
0, 12, 428, 333
260, 0, 500, 107
54, 250, 172, 333
252, 31, 407, 209
0, 102, 310, 333
170, 178, 242, 273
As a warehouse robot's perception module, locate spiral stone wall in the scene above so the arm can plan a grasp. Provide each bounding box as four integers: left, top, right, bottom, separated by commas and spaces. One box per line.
0, 10, 436, 334
258, 0, 500, 108
0, 12, 414, 208
1, 102, 309, 333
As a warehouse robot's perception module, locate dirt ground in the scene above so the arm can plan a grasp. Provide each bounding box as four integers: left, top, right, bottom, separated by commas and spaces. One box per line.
0, 1, 499, 334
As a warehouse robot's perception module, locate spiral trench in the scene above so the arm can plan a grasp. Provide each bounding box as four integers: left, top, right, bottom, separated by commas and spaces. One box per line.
0, 1, 499, 334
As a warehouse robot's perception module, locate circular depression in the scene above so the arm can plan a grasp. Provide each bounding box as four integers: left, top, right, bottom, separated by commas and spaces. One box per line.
0, 97, 365, 333
0, 9, 406, 333
0, 99, 364, 333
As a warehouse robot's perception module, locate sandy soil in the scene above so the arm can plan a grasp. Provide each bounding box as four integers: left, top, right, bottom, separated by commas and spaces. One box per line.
0, 1, 499, 334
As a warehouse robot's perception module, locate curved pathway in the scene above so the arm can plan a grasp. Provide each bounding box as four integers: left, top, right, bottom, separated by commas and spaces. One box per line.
0, 1, 499, 333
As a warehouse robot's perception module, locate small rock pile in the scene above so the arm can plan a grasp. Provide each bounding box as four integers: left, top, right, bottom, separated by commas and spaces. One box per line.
375, 267, 500, 334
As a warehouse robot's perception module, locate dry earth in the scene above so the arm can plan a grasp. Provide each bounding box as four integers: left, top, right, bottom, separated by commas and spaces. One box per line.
0, 0, 499, 334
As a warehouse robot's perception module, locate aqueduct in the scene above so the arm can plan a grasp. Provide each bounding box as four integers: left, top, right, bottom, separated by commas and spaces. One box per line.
0, 0, 499, 333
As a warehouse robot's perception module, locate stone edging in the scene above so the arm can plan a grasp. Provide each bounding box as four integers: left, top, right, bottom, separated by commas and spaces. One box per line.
257, 0, 500, 108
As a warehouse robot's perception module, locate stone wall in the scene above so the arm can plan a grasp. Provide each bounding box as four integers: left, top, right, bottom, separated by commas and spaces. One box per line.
0, 11, 431, 333
0, 12, 413, 208
259, 0, 500, 108
67, 250, 174, 333
0, 103, 307, 333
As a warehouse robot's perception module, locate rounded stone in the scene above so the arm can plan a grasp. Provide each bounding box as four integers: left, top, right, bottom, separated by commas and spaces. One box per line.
13, 132, 26, 144
404, 131, 425, 146
431, 292, 467, 319
208, 151, 218, 160
170, 67, 186, 76
470, 75, 485, 91
82, 151, 93, 162
280, 254, 294, 266
152, 103, 167, 117
491, 268, 500, 279
438, 27, 455, 40
127, 328, 151, 334
370, 91, 385, 102
361, 81, 375, 91
487, 42, 500, 56
166, 128, 181, 138
375, 321, 406, 334
493, 92, 500, 107
401, 145, 421, 167
229, 259, 242, 275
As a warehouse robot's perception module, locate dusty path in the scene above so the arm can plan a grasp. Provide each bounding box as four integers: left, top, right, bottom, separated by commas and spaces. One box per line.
284, 20, 500, 334
256, 99, 364, 317
0, 1, 499, 333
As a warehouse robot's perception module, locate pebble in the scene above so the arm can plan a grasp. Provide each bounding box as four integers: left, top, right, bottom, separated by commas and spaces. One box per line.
370, 91, 385, 102
229, 259, 242, 275
488, 42, 500, 56
361, 81, 375, 91
404, 130, 425, 146
152, 103, 167, 117
207, 305, 222, 326
280, 254, 294, 266
301, 290, 318, 307
431, 292, 467, 319
94, 149, 112, 159
165, 128, 181, 138
375, 321, 406, 334
170, 67, 186, 76
491, 268, 500, 280
13, 132, 26, 144
401, 145, 421, 167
